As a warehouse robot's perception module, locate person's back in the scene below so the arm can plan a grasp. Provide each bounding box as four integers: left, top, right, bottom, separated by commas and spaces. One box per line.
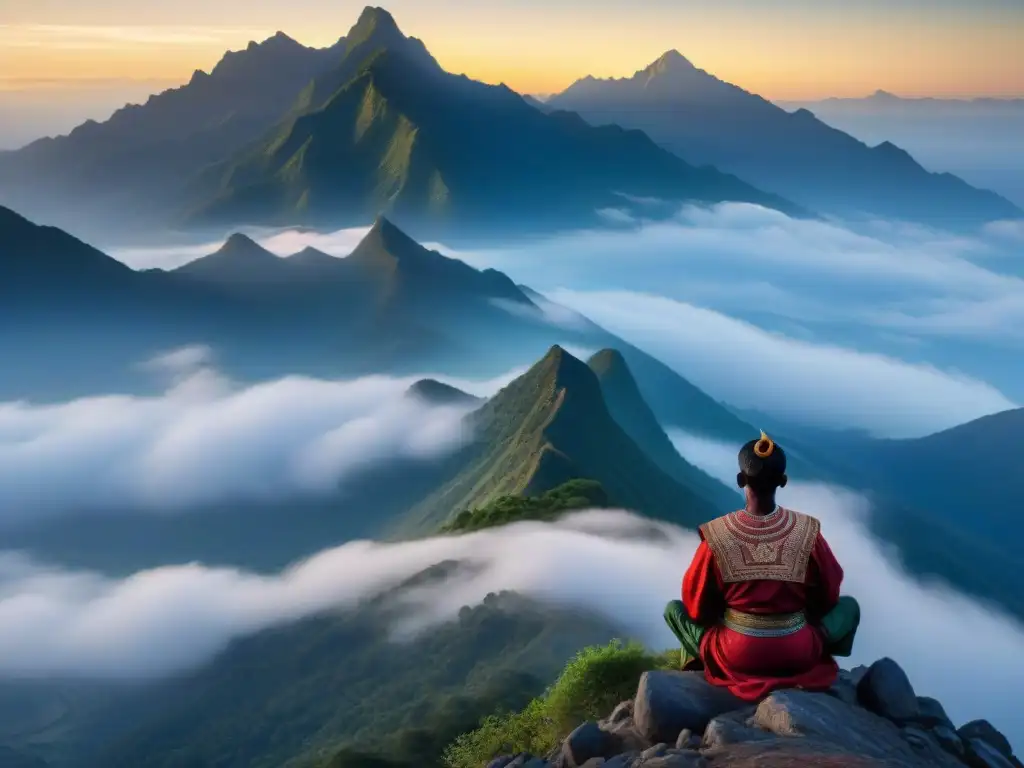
664, 432, 860, 702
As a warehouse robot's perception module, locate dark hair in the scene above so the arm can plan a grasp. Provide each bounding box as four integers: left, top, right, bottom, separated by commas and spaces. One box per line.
737, 431, 787, 492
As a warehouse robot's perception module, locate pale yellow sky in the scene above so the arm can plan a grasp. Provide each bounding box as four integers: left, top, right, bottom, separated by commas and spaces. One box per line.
0, 1, 1022, 99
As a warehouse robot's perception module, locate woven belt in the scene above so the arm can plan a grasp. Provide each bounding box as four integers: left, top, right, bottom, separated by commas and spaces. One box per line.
723, 609, 807, 638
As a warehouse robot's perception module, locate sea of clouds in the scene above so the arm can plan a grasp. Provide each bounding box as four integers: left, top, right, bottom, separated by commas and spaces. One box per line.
1, 477, 1022, 747
4, 204, 1021, 750
0, 347, 536, 524
109, 203, 1023, 438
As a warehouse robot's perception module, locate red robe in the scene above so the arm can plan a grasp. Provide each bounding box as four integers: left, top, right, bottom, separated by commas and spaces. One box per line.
682, 526, 844, 701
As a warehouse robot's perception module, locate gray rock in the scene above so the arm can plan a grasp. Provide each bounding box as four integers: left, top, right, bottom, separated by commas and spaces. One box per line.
843, 665, 870, 688
826, 676, 859, 707
754, 689, 961, 766
901, 725, 964, 765
857, 657, 920, 722
933, 725, 966, 758
608, 700, 634, 725
602, 751, 640, 768
632, 670, 745, 745
702, 707, 773, 750
902, 726, 932, 750
598, 716, 648, 753
636, 754, 707, 768
966, 739, 1018, 768
563, 721, 625, 768
673, 729, 699, 751
640, 744, 668, 759
959, 720, 1014, 758
487, 757, 517, 768
914, 696, 954, 729
580, 760, 606, 768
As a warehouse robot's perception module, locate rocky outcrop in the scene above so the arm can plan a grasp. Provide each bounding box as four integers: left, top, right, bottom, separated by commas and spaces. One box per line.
488, 658, 1020, 768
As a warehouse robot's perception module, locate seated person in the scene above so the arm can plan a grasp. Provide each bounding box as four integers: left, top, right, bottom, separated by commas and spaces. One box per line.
664, 432, 860, 701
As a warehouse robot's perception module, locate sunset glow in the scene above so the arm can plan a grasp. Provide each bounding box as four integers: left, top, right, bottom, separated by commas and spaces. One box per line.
1, 0, 1022, 99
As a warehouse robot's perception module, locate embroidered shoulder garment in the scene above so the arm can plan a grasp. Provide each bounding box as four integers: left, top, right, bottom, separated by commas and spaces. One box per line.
699, 506, 820, 584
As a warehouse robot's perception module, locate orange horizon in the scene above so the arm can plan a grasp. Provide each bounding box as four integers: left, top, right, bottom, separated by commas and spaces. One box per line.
1, 1, 1022, 102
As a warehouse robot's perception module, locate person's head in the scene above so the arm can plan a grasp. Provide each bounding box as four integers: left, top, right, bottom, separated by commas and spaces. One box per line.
737, 430, 788, 500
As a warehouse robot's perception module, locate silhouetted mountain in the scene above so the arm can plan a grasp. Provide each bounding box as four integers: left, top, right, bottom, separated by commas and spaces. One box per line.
0, 9, 800, 239
0, 31, 347, 234
174, 233, 292, 284
187, 10, 802, 235
832, 408, 1024, 542
406, 379, 481, 407
587, 349, 737, 510
613, 346, 755, 443
548, 52, 1021, 228
799, 91, 1024, 110
400, 346, 727, 533
0, 204, 137, 300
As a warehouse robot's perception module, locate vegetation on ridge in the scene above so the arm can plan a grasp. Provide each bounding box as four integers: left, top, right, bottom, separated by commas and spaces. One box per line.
443, 641, 675, 768
439, 480, 610, 534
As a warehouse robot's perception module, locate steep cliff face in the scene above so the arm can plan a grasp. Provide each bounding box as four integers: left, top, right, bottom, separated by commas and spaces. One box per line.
472, 657, 1020, 768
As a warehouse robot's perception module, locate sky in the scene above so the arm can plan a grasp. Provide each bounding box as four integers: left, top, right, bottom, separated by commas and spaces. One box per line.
2, 0, 1023, 100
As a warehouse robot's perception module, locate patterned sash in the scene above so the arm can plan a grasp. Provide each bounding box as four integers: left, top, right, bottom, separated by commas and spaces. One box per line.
699, 506, 820, 584
723, 608, 807, 637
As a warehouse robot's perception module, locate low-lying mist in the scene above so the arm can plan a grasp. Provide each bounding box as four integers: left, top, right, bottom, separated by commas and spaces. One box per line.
107, 203, 1024, 437
1, 490, 1021, 747
0, 347, 531, 524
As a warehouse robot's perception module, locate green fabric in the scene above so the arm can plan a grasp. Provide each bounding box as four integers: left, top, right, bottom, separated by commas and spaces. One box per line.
664, 595, 860, 666
663, 600, 705, 669
820, 595, 860, 658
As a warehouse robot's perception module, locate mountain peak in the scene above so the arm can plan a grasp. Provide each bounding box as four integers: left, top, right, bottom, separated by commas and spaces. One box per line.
536, 345, 599, 394
347, 5, 403, 48
647, 49, 696, 75
220, 232, 266, 253
586, 348, 628, 377
175, 232, 281, 279
406, 379, 481, 407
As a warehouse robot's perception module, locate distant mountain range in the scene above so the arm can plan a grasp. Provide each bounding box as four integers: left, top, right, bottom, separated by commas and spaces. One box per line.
774, 91, 1024, 208
546, 53, 1021, 229
0, 8, 797, 242
3, 200, 1022, 623
785, 90, 1024, 110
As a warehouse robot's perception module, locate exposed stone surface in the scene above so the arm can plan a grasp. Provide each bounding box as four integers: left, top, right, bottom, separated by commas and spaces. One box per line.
965, 739, 1017, 768
934, 725, 967, 758
915, 696, 955, 730
633, 671, 745, 744
641, 753, 708, 768
701, 708, 771, 750
856, 658, 919, 722
960, 721, 1014, 759
675, 729, 700, 751
563, 722, 624, 768
642, 744, 670, 758
519, 657, 1018, 768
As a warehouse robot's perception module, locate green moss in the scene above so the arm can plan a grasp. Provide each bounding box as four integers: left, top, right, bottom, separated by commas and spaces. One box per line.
439, 480, 609, 534
442, 641, 674, 768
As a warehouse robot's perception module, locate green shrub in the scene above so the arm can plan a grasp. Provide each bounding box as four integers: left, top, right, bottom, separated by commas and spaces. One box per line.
440, 480, 609, 534
442, 640, 672, 768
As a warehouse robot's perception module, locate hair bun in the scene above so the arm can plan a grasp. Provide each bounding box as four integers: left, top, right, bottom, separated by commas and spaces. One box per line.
753, 429, 775, 458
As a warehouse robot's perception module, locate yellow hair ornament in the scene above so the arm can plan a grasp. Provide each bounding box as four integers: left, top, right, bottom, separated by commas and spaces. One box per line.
753, 429, 775, 458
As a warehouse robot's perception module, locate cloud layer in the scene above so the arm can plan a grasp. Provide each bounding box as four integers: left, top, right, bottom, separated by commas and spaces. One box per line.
109, 203, 1024, 437
0, 350, 483, 524
1, 493, 1022, 747
554, 289, 1015, 437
